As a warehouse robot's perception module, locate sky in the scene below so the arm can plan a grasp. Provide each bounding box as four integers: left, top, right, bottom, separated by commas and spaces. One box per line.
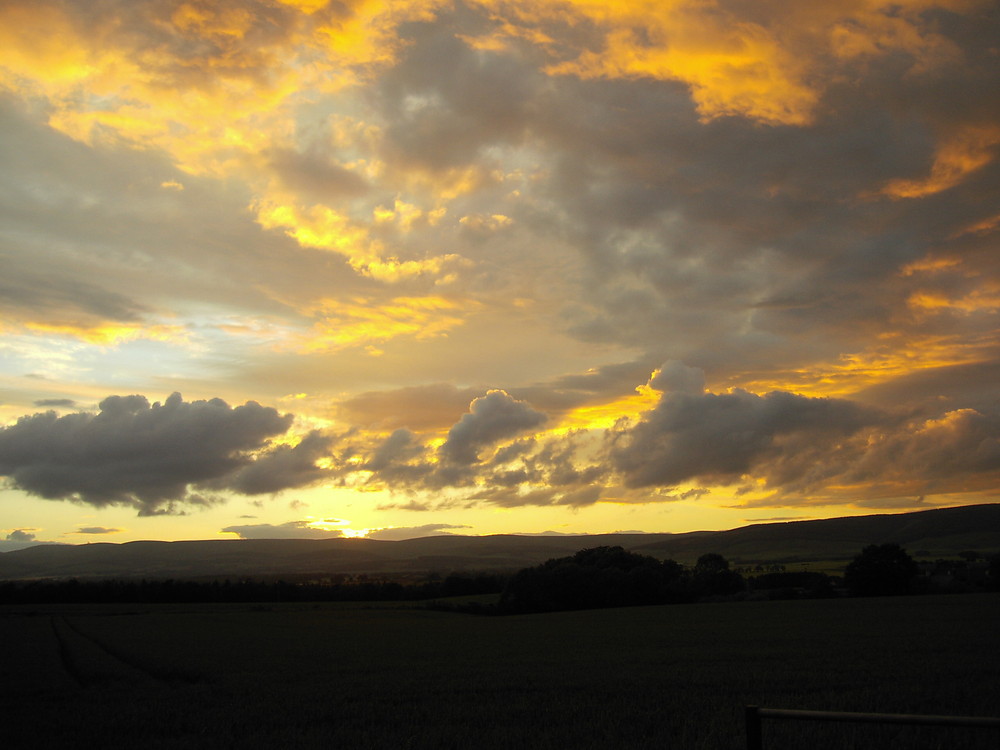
1, 0, 999, 549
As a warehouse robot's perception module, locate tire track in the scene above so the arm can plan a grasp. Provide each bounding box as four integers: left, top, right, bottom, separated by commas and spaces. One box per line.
51, 616, 167, 689
50, 616, 85, 689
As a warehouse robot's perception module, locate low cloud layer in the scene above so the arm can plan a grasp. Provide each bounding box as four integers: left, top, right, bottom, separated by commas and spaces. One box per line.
440, 390, 548, 465
366, 523, 471, 541
221, 521, 344, 540
75, 527, 122, 535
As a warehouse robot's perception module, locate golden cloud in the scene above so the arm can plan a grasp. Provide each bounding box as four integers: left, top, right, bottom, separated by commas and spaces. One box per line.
907, 285, 1000, 315
952, 213, 1000, 239
900, 255, 964, 277
1, 0, 994, 314
549, 384, 661, 433
879, 125, 1000, 200
3, 0, 985, 164
726, 332, 995, 399
21, 322, 189, 348
293, 295, 473, 353
0, 0, 438, 177
544, 12, 817, 125
469, 0, 986, 127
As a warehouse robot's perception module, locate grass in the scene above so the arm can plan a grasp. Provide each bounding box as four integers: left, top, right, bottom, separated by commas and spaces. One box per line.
2, 594, 999, 748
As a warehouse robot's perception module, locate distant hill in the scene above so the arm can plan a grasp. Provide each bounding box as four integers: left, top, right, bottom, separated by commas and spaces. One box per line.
630, 503, 1000, 563
1, 504, 998, 582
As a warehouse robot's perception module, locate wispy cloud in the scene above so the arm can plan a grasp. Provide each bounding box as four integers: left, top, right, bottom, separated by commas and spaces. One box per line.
74, 526, 122, 535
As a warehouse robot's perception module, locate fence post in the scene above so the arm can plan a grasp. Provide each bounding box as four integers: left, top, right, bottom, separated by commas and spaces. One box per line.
745, 705, 762, 750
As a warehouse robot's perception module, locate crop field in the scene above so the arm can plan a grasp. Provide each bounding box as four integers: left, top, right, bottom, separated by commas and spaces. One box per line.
2, 594, 999, 749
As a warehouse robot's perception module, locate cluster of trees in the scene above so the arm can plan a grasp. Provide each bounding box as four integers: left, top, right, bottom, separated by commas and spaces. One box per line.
491, 543, 1000, 614
497, 547, 744, 613
846, 543, 1000, 596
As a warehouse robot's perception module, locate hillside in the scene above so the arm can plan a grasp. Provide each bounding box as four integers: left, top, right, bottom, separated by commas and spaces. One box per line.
1, 504, 998, 581
632, 503, 1000, 563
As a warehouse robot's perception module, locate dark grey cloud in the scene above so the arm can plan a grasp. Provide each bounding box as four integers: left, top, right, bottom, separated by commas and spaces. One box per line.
513, 432, 605, 488
853, 359, 1000, 415
839, 409, 1000, 496
374, 19, 542, 172
440, 390, 547, 465
33, 398, 76, 408
0, 393, 328, 514
221, 520, 344, 540
608, 388, 882, 489
5, 529, 35, 542
593, 369, 1000, 505
0, 258, 147, 326
365, 429, 422, 471
267, 147, 370, 203
75, 526, 121, 535
222, 430, 334, 495
649, 361, 706, 395
468, 484, 603, 509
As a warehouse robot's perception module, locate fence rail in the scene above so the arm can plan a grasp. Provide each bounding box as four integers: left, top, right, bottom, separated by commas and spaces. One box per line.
745, 705, 1000, 750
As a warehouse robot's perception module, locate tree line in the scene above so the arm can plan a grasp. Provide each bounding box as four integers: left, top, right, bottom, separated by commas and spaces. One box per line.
2, 543, 997, 609
0, 571, 505, 605
449, 543, 1000, 614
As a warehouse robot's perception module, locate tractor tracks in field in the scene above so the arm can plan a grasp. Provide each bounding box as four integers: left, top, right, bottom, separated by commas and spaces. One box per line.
50, 615, 203, 690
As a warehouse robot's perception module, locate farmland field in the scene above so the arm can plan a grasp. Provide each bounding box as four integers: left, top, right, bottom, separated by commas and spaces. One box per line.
2, 594, 999, 749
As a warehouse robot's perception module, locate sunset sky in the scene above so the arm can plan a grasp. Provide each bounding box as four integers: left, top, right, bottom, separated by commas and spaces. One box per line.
2, 0, 999, 549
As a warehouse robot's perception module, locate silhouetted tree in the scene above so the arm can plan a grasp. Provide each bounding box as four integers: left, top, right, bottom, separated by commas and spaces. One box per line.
500, 546, 685, 613
845, 543, 918, 596
690, 552, 745, 596
695, 553, 728, 571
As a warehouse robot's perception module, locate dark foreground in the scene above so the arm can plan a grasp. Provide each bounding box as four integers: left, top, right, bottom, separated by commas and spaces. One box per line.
3, 594, 999, 749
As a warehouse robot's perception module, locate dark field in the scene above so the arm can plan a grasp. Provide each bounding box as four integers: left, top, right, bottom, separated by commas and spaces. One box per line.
3, 594, 999, 749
